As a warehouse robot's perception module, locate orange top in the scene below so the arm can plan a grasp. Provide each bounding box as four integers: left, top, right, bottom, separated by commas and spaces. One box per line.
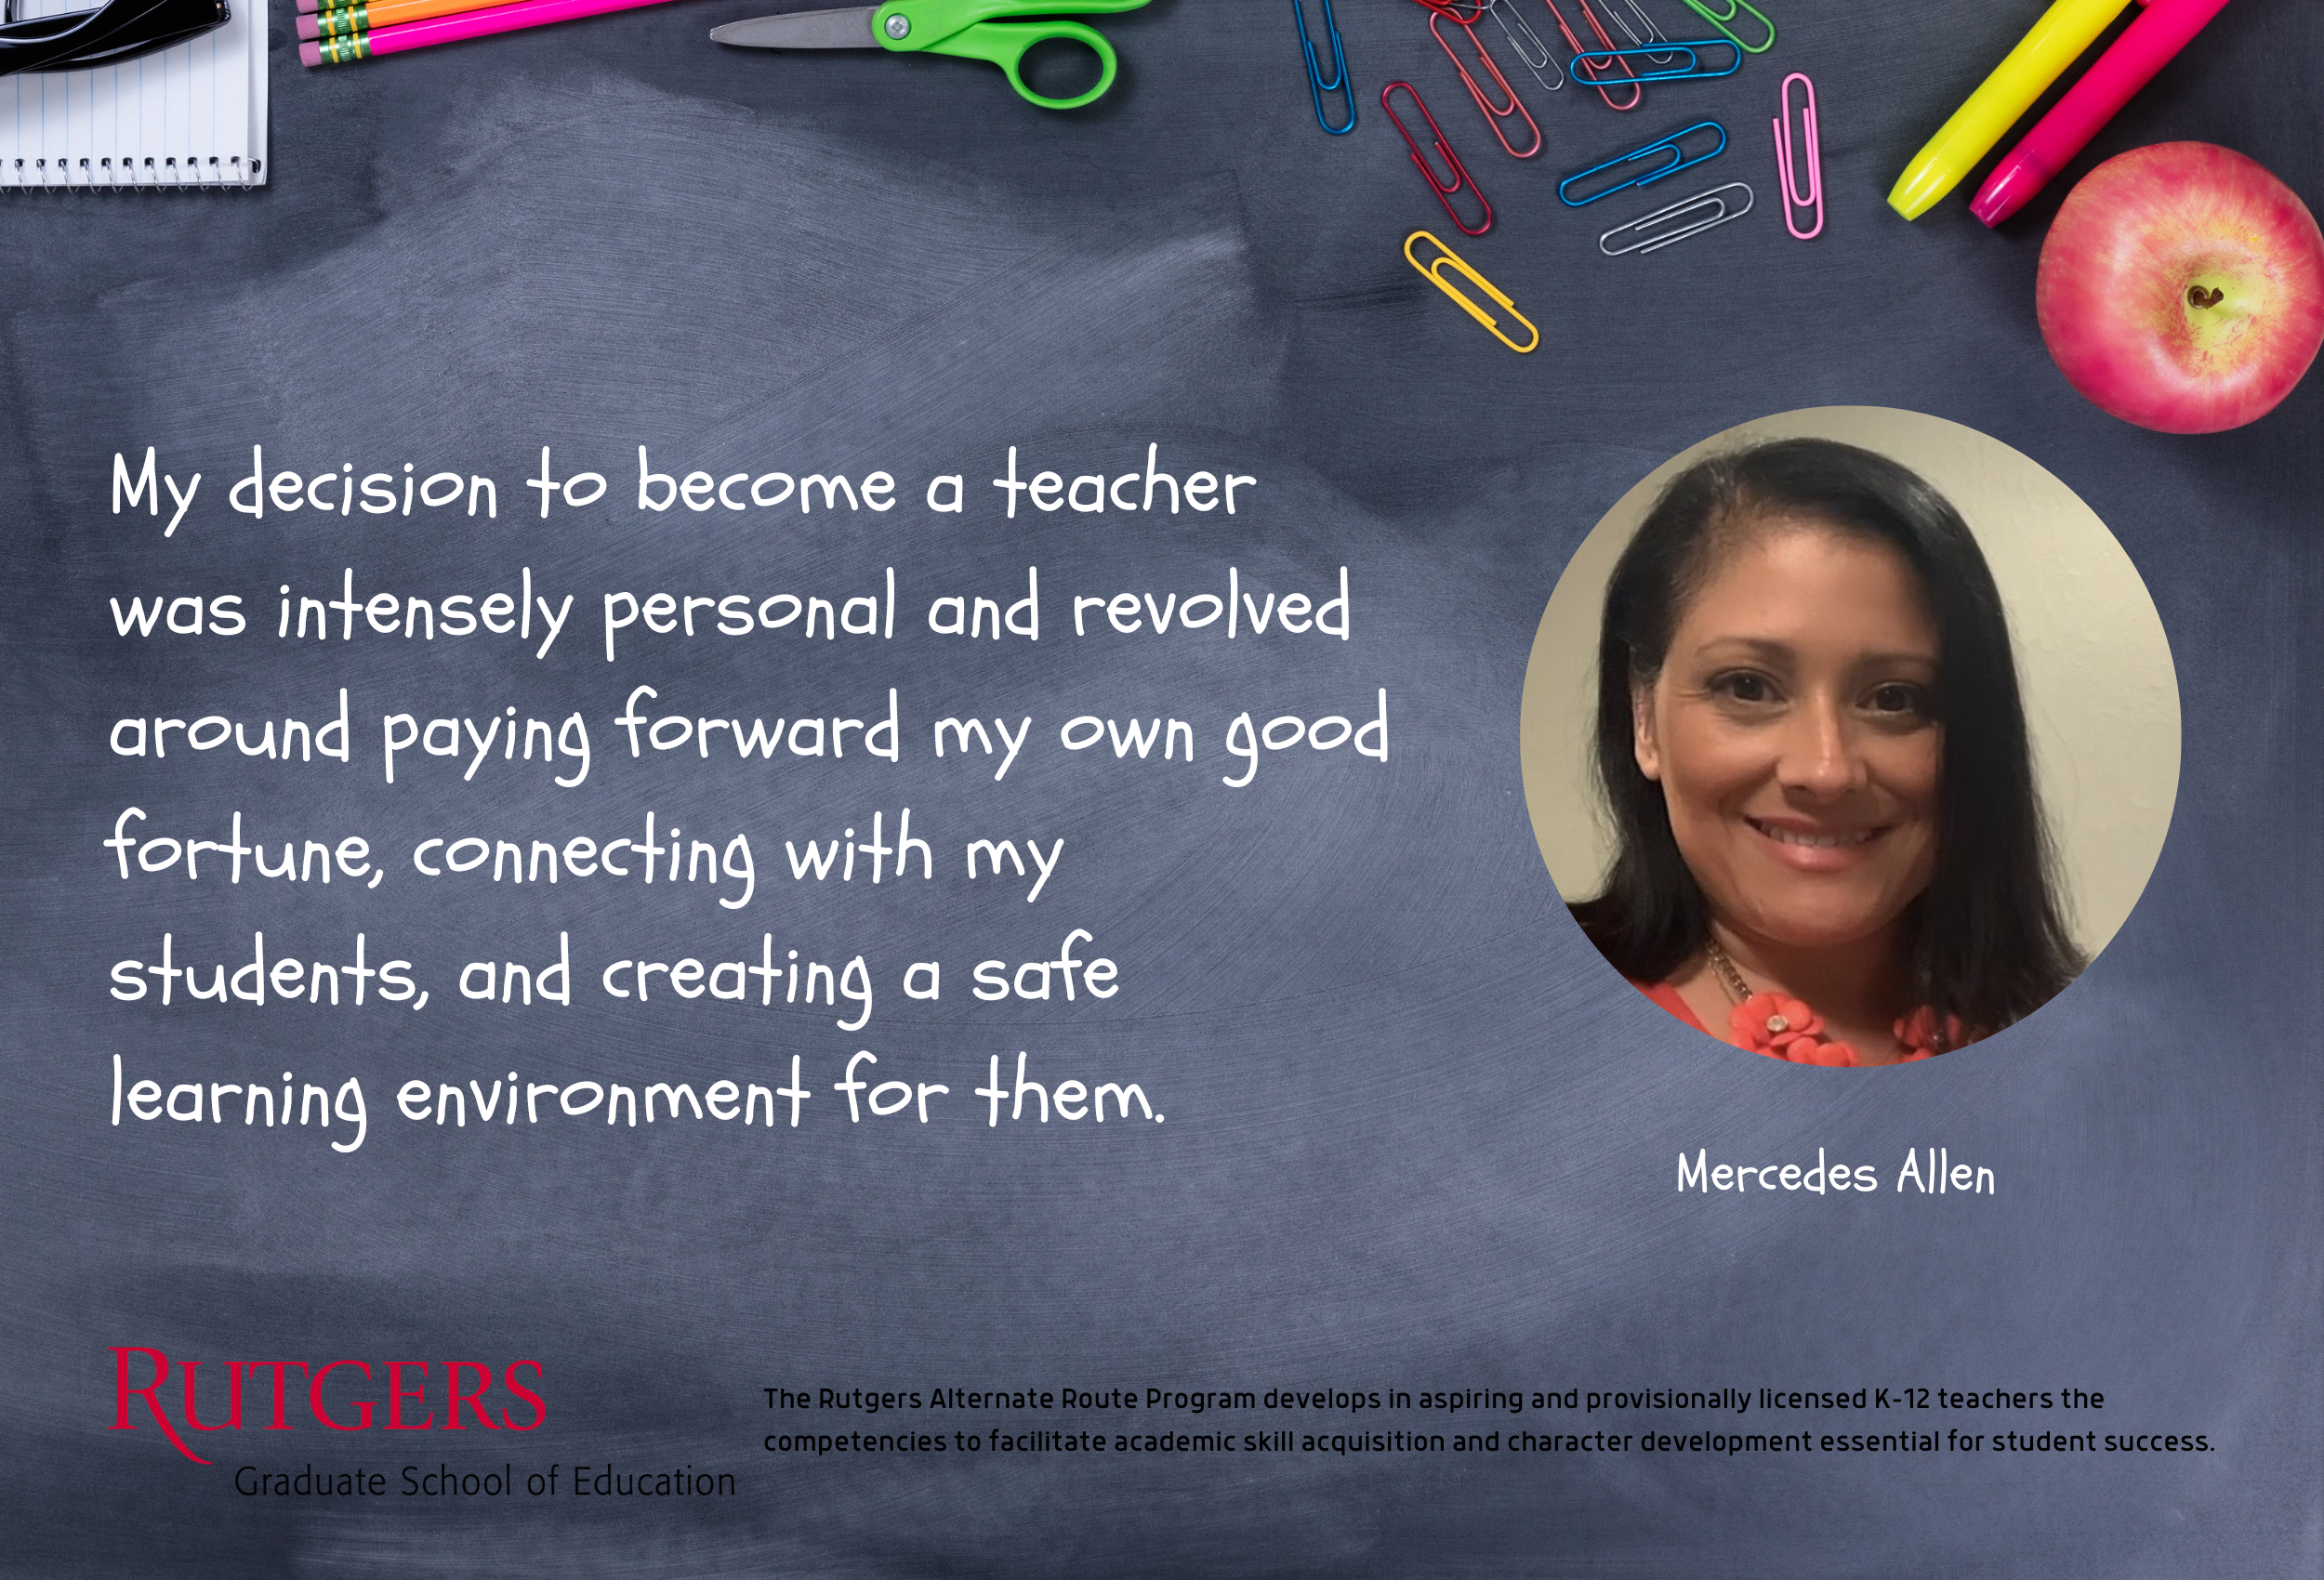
1633, 980, 1710, 1034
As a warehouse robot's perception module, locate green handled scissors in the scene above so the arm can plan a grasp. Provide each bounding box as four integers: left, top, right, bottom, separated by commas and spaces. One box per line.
710, 0, 1151, 111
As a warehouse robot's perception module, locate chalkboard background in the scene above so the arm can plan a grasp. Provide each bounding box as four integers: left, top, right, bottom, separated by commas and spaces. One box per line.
5, 0, 2318, 1573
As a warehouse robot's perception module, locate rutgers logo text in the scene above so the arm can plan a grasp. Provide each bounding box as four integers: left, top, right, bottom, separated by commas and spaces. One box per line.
112, 1348, 545, 1465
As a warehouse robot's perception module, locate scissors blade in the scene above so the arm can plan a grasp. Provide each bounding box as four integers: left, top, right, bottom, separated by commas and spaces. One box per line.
709, 5, 877, 47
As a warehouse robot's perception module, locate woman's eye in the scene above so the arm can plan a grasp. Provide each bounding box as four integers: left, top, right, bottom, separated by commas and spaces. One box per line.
1868, 682, 1927, 715
1712, 672, 1775, 704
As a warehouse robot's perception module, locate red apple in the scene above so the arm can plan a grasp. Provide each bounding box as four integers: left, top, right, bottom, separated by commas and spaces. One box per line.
2035, 142, 2324, 433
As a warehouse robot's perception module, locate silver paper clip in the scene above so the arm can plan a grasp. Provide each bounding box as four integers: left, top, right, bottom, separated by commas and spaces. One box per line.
1479, 0, 1562, 92
1773, 71, 1822, 239
1599, 181, 1754, 255
1598, 0, 1679, 66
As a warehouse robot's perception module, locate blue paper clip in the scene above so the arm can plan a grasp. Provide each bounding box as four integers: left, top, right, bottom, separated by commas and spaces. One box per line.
1291, 0, 1356, 135
1567, 38, 1739, 83
1557, 121, 1726, 207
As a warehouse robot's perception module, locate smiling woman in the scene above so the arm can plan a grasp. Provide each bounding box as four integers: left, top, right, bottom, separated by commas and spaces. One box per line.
1525, 414, 2180, 1068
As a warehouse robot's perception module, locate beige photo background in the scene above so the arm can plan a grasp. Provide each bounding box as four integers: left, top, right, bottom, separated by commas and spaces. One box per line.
1521, 407, 2181, 959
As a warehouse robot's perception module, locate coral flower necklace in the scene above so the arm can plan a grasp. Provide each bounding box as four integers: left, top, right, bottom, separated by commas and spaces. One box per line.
1702, 938, 1961, 1067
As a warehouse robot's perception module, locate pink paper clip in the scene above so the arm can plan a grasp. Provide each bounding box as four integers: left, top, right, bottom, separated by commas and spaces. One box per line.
1428, 7, 1543, 158
1382, 81, 1494, 236
1772, 71, 1823, 239
1540, 0, 1642, 111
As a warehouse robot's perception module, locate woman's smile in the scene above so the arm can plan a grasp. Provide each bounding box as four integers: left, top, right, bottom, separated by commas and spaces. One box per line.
1744, 815, 1889, 871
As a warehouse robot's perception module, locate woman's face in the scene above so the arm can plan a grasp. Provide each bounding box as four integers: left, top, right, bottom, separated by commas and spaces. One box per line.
1634, 520, 1943, 954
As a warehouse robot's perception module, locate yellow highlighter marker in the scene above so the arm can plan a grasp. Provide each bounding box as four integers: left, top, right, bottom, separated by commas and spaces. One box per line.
1888, 0, 2135, 219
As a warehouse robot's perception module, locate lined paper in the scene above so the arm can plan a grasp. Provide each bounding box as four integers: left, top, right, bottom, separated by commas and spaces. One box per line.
0, 0, 266, 189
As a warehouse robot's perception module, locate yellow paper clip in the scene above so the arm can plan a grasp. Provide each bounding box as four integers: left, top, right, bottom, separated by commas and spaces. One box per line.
1403, 230, 1538, 353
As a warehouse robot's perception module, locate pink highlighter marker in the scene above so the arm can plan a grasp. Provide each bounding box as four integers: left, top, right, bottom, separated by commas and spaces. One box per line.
1971, 0, 2234, 226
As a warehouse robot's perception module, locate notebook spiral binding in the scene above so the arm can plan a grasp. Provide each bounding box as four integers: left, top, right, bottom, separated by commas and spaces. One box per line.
5, 151, 257, 186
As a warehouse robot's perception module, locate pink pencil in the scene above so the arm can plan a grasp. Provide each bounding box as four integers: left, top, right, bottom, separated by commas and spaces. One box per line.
300, 0, 681, 64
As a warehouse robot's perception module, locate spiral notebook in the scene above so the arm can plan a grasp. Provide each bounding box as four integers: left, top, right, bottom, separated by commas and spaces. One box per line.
0, 0, 267, 189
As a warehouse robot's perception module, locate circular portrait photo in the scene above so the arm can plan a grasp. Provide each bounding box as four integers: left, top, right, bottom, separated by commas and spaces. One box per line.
1521, 408, 2180, 1068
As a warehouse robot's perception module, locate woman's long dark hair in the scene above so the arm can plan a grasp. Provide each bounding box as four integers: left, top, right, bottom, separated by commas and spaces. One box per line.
1571, 438, 2084, 1036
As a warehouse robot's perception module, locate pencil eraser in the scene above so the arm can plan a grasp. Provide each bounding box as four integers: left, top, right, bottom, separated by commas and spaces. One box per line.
296, 0, 318, 13
296, 13, 319, 38
299, 39, 323, 65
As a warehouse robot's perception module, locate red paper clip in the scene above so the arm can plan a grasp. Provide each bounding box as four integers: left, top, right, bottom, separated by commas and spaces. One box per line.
1539, 0, 1642, 110
1382, 81, 1493, 236
1428, 7, 1542, 159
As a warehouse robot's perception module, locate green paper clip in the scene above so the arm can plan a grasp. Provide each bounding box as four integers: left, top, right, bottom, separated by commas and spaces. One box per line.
1681, 0, 1773, 54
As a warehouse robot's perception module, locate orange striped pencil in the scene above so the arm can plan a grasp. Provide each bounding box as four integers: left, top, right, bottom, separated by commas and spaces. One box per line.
297, 0, 521, 38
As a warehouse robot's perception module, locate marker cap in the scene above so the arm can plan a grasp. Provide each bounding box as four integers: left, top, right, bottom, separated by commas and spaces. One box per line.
1887, 164, 1961, 222
1970, 153, 2057, 228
